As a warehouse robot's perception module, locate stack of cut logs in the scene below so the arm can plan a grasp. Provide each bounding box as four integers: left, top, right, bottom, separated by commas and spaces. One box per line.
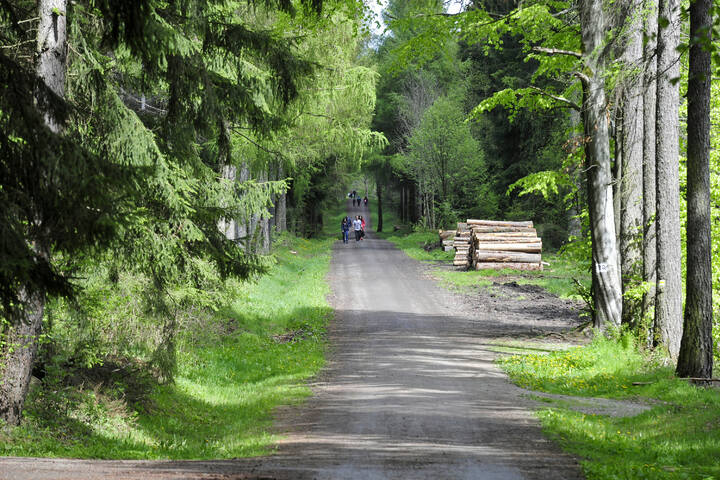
439, 230, 456, 251
452, 223, 471, 267
441, 219, 542, 271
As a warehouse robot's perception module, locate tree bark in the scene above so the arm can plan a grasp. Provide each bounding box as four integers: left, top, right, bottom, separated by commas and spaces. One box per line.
0, 0, 66, 426
676, 0, 713, 378
376, 181, 383, 232
276, 164, 287, 234
655, 0, 683, 359
619, 11, 645, 328
578, 0, 622, 329
642, 0, 658, 345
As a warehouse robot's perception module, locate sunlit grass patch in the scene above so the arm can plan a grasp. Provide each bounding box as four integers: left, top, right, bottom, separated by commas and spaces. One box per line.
377, 229, 454, 262
0, 234, 334, 459
499, 336, 720, 479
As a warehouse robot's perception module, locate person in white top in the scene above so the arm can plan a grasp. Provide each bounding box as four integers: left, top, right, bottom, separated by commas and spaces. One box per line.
352, 216, 362, 241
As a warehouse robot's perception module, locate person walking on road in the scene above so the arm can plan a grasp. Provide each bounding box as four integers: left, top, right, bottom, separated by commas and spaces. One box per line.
353, 215, 362, 242
341, 216, 350, 244
363, 196, 368, 207
360, 215, 366, 240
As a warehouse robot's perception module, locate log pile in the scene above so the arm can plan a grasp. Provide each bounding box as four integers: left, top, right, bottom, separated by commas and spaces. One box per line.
468, 220, 542, 271
453, 222, 471, 267
438, 230, 456, 251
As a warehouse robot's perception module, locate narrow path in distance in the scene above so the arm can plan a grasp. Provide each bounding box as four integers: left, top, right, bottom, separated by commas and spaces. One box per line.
0, 201, 583, 480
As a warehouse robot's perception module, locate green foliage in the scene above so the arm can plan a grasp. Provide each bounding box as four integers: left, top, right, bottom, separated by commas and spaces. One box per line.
0, 234, 333, 459
499, 336, 720, 479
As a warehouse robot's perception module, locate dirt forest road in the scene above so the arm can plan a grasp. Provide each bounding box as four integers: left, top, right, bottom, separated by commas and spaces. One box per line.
0, 201, 584, 480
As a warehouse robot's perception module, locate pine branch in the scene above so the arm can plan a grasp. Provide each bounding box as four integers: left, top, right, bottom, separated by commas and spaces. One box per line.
528, 86, 581, 111
230, 126, 285, 160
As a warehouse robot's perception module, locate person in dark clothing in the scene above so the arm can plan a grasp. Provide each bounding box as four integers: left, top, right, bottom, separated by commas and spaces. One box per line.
341, 217, 350, 244
363, 196, 368, 206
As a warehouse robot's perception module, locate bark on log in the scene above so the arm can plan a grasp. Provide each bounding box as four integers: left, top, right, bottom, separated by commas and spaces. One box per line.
474, 251, 542, 263
474, 235, 541, 243
475, 262, 543, 271
472, 231, 538, 238
470, 226, 537, 234
474, 243, 542, 253
466, 220, 534, 228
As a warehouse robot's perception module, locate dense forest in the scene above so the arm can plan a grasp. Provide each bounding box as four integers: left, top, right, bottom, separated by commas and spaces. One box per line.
0, 0, 717, 463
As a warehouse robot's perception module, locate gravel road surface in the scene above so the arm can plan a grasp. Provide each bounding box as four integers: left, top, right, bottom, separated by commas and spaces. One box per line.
0, 203, 583, 479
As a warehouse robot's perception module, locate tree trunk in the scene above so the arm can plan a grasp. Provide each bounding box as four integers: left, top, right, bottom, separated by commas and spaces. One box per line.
578, 0, 622, 329
0, 0, 66, 426
676, 0, 713, 378
0, 288, 46, 425
219, 165, 238, 240
655, 0, 683, 359
613, 113, 623, 249
619, 14, 645, 328
376, 181, 383, 232
642, 0, 658, 345
276, 164, 287, 234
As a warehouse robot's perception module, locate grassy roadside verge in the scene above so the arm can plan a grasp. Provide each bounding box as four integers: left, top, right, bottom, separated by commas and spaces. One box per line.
499, 336, 720, 479
0, 234, 334, 459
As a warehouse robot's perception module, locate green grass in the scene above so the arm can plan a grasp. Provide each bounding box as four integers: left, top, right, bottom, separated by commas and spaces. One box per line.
0, 234, 334, 459
378, 229, 454, 262
374, 210, 453, 262
499, 336, 720, 479
379, 221, 590, 300
433, 252, 590, 300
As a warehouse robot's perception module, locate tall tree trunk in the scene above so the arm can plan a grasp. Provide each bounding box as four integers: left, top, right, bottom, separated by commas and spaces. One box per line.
677, 0, 713, 378
0, 0, 67, 426
578, 0, 622, 329
655, 0, 683, 359
642, 0, 658, 345
613, 114, 623, 249
376, 181, 383, 232
276, 164, 287, 233
219, 165, 238, 240
619, 15, 645, 328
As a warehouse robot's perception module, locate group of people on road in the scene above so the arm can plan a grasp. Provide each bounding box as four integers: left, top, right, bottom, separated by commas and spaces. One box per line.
348, 190, 368, 207
341, 215, 365, 243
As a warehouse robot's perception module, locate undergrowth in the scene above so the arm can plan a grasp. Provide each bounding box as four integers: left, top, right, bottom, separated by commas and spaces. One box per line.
499, 336, 720, 480
0, 234, 333, 459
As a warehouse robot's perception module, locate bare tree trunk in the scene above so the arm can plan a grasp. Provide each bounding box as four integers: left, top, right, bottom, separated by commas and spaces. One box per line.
655, 0, 683, 359
219, 164, 238, 240
677, 0, 713, 378
376, 181, 383, 232
276, 164, 287, 233
579, 0, 622, 329
0, 0, 66, 426
619, 15, 645, 328
642, 0, 658, 345
613, 115, 623, 249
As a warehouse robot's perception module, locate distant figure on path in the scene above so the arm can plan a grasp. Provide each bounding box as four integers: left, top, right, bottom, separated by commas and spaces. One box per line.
353, 215, 362, 242
341, 217, 350, 244
363, 196, 368, 206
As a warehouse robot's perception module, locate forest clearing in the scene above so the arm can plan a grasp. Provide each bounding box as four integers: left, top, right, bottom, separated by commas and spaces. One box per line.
1, 0, 720, 479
